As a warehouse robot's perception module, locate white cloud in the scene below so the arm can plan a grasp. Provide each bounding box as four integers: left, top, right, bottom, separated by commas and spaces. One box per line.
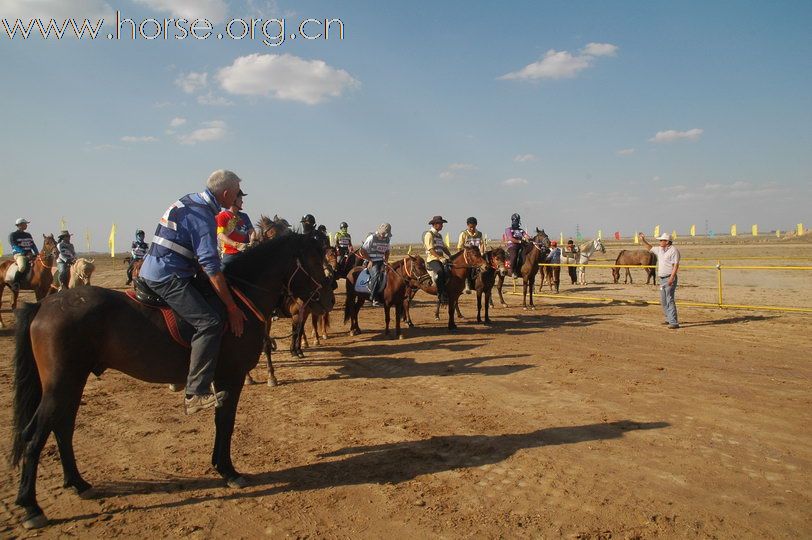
121, 136, 158, 143
499, 42, 618, 81
649, 128, 704, 143
178, 120, 227, 145
217, 53, 359, 105
197, 92, 233, 106
132, 0, 228, 24
438, 162, 476, 180
175, 71, 208, 94
617, 148, 635, 156
0, 0, 113, 20
514, 153, 537, 162
581, 42, 619, 57
169, 117, 186, 128
502, 177, 529, 187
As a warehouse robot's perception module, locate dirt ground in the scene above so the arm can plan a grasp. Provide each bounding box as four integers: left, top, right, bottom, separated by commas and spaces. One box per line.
1, 241, 810, 538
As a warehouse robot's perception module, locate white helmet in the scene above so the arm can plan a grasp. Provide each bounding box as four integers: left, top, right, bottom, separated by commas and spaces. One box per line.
15, 218, 30, 226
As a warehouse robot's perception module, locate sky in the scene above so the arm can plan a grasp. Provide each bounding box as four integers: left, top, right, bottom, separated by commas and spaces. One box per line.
1, 0, 810, 250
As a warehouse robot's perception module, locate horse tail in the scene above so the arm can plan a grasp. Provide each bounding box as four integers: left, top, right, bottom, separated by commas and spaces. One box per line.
343, 279, 355, 324
11, 302, 42, 467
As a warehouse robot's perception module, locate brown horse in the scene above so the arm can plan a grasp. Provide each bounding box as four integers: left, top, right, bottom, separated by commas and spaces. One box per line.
612, 250, 657, 284
0, 234, 57, 328
344, 255, 431, 339
495, 231, 550, 310
10, 234, 333, 529
428, 247, 488, 331
453, 247, 508, 324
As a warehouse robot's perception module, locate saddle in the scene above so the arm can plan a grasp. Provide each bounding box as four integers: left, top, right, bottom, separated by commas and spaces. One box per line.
127, 278, 223, 349
354, 268, 387, 295
4, 262, 32, 287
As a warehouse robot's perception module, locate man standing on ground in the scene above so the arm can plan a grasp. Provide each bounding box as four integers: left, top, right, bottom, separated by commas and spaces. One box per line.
639, 233, 681, 329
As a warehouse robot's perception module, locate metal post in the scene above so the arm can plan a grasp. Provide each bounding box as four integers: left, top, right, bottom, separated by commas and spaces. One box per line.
716, 260, 723, 306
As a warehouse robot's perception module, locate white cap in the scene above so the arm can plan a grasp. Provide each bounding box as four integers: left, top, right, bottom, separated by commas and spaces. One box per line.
15, 218, 29, 226
657, 233, 671, 241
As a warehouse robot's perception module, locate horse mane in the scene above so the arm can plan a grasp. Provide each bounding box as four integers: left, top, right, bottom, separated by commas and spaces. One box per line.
224, 233, 315, 284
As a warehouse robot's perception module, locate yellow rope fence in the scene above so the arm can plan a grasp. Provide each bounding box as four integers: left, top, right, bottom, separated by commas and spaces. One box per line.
505, 263, 812, 314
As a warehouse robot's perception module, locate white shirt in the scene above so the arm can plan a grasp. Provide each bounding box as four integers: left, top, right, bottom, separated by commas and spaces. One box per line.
650, 245, 680, 277
362, 233, 390, 262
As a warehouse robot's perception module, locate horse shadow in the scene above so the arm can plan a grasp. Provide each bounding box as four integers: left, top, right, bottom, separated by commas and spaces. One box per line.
280, 352, 535, 385
84, 420, 670, 504
497, 313, 608, 334
319, 337, 491, 357
550, 302, 649, 309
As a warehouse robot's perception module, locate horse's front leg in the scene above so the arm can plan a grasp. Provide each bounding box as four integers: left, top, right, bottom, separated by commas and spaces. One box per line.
476, 291, 483, 323
395, 300, 404, 339
496, 275, 508, 307
384, 302, 391, 337
434, 297, 441, 321
484, 289, 493, 324
448, 297, 457, 331
211, 380, 247, 488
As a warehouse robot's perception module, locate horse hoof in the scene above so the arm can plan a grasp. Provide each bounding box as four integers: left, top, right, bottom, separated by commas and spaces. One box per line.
398, 334, 405, 340
168, 383, 185, 392
22, 513, 48, 530
267, 377, 278, 387
407, 322, 414, 328
500, 304, 508, 308
244, 377, 257, 386
434, 317, 440, 321
227, 476, 249, 489
296, 352, 305, 359
484, 319, 493, 325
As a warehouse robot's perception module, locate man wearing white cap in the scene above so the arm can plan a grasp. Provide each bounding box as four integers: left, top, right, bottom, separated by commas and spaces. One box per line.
639, 233, 681, 329
9, 218, 39, 291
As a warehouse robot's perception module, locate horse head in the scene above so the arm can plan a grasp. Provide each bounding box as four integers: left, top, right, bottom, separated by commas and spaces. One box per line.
257, 214, 291, 241
405, 254, 434, 290
594, 238, 606, 253
41, 234, 57, 257
487, 247, 508, 276
288, 235, 336, 315
461, 245, 488, 271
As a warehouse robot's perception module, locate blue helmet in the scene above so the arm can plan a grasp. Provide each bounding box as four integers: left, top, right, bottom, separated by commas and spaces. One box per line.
511, 213, 521, 226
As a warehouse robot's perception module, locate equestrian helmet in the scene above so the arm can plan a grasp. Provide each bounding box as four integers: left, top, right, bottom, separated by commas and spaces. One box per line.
301, 214, 316, 225
339, 222, 348, 229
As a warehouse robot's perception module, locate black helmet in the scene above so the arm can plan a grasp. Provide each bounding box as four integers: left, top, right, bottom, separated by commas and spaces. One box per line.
511, 213, 520, 222
466, 217, 478, 226
339, 221, 348, 229
301, 214, 316, 225
135, 229, 145, 237
317, 224, 327, 232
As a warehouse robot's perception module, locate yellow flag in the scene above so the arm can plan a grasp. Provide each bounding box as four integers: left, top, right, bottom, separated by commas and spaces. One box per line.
60, 217, 67, 231
798, 223, 804, 236
730, 224, 737, 236
407, 245, 412, 255
108, 223, 117, 257
0, 241, 3, 256
444, 232, 450, 248
672, 230, 677, 240
690, 224, 696, 237
633, 231, 639, 244
776, 229, 781, 238
654, 225, 660, 237
751, 224, 758, 236
85, 229, 91, 252
597, 229, 602, 240
559, 232, 564, 245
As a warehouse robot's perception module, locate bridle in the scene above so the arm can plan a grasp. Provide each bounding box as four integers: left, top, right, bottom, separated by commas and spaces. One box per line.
449, 248, 485, 269
285, 258, 324, 308
35, 251, 56, 269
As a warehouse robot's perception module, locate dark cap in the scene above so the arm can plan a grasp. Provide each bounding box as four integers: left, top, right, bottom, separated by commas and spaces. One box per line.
238, 189, 247, 197
428, 215, 448, 225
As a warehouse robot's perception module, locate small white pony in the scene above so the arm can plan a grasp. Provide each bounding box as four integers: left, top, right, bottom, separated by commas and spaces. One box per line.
51, 258, 95, 292
576, 238, 605, 285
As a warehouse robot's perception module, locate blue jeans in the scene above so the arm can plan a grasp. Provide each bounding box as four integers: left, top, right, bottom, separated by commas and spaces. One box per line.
367, 260, 385, 299
57, 261, 71, 288
659, 275, 678, 325
221, 253, 239, 270
143, 276, 224, 395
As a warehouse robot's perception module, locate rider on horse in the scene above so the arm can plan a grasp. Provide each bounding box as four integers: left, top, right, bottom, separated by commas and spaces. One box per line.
360, 223, 391, 306
424, 215, 451, 303
216, 189, 254, 268
301, 214, 331, 250
457, 216, 484, 294
9, 218, 39, 292
139, 170, 248, 415
505, 213, 531, 277
55, 230, 76, 291
126, 229, 149, 285
334, 221, 354, 272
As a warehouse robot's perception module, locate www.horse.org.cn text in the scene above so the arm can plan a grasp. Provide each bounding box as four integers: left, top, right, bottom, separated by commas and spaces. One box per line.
1, 12, 345, 47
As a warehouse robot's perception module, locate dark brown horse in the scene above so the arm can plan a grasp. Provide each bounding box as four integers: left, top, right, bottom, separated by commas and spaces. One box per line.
344, 255, 431, 339
495, 230, 550, 310
10, 234, 333, 529
453, 247, 508, 324
0, 234, 57, 328
428, 247, 488, 331
612, 250, 657, 284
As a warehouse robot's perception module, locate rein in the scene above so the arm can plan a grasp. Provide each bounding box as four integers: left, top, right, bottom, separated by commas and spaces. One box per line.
35, 254, 56, 269
448, 249, 482, 269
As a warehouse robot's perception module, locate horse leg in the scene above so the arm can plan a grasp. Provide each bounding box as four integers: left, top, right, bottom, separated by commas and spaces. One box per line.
484, 289, 493, 324
15, 393, 60, 529
455, 302, 464, 319
384, 303, 391, 337
476, 291, 483, 323
395, 301, 404, 339
310, 313, 320, 346
0, 284, 5, 328
404, 297, 414, 328
496, 275, 508, 307
211, 381, 247, 487
448, 297, 457, 331
434, 298, 441, 321
528, 276, 536, 310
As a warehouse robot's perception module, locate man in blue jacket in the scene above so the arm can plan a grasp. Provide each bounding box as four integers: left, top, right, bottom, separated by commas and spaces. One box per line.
140, 170, 248, 414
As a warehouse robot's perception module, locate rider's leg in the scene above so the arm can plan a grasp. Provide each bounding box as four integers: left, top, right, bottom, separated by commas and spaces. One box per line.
12, 254, 28, 290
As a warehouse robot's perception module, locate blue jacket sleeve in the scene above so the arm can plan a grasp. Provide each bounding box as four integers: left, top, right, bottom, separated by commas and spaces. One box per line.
187, 208, 221, 276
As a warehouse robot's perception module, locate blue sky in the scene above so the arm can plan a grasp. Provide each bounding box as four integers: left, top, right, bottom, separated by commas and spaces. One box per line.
1, 0, 810, 250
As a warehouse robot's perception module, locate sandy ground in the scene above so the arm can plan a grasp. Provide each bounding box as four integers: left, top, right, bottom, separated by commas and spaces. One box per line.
1, 241, 810, 538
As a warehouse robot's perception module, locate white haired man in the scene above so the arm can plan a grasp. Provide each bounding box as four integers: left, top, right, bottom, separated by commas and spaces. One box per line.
140, 170, 248, 413
639, 233, 681, 329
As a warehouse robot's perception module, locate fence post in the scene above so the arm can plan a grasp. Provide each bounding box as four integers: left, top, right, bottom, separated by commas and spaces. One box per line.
716, 260, 723, 306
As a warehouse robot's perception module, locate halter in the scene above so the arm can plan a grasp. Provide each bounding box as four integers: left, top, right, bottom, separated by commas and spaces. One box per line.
286, 258, 324, 308
35, 252, 56, 269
